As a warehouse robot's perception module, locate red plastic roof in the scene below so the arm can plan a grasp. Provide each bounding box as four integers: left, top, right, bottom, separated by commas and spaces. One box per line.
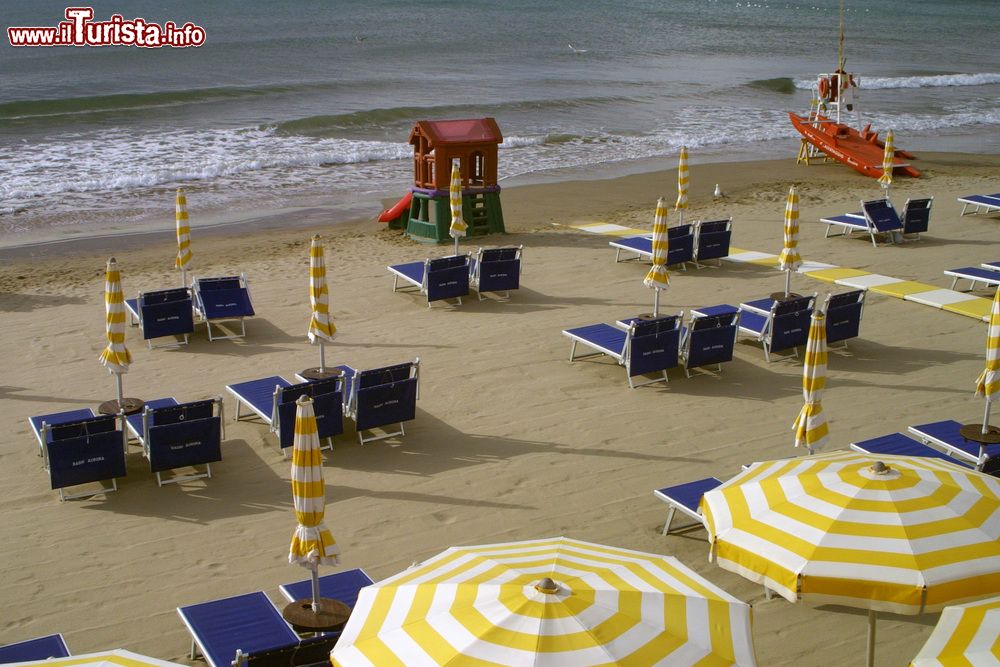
410, 118, 503, 146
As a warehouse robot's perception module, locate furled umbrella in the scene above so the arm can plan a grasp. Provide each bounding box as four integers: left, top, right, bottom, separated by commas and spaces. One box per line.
175, 187, 193, 288
702, 452, 1000, 667
331, 536, 757, 666
675, 145, 689, 226
643, 197, 670, 316
878, 129, 895, 199
305, 235, 336, 377
966, 286, 1000, 446
98, 257, 133, 412
448, 159, 467, 255
910, 595, 1000, 666
792, 308, 828, 454
284, 395, 344, 630
777, 185, 802, 299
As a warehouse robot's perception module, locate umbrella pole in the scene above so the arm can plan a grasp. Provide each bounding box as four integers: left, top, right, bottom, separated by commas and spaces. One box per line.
454, 237, 459, 256
984, 400, 993, 435
319, 341, 326, 373
784, 270, 792, 298
115, 372, 124, 406
653, 290, 660, 317
311, 563, 321, 613
866, 609, 877, 667
181, 267, 187, 289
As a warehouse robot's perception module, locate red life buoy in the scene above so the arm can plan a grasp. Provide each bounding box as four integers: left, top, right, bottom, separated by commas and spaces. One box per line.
818, 78, 831, 101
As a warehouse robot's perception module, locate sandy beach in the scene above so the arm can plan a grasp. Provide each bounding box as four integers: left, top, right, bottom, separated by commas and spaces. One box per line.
2, 151, 999, 665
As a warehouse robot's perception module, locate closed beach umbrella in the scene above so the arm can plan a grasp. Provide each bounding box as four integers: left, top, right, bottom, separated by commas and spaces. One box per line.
910, 596, 1000, 666
98, 257, 132, 409
878, 129, 894, 196
675, 145, 689, 225
307, 235, 336, 373
702, 452, 1000, 667
5, 649, 187, 667
331, 536, 757, 666
448, 159, 467, 255
778, 185, 802, 297
289, 395, 340, 613
643, 197, 670, 316
974, 286, 1000, 434
175, 187, 193, 287
792, 310, 828, 454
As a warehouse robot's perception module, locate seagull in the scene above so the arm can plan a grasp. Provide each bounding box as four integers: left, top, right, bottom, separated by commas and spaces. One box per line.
568, 43, 588, 54
355, 34, 368, 45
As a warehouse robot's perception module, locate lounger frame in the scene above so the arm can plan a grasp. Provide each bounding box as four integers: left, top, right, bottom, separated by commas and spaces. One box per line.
958, 192, 1000, 216
945, 266, 1000, 292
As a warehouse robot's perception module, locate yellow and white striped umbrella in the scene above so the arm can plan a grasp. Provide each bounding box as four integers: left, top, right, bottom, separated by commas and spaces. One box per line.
643, 197, 670, 316
307, 235, 336, 373
175, 187, 193, 287
975, 287, 1000, 424
289, 395, 339, 573
675, 146, 689, 225
98, 257, 132, 373
6, 649, 187, 667
448, 160, 467, 254
331, 536, 757, 667
778, 185, 802, 296
910, 595, 1000, 666
793, 310, 829, 454
878, 129, 895, 191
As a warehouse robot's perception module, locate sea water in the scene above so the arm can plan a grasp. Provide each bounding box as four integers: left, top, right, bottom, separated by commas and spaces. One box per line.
1, 0, 998, 245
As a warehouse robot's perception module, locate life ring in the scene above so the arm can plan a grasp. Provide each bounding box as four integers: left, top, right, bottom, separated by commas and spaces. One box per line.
817, 77, 831, 101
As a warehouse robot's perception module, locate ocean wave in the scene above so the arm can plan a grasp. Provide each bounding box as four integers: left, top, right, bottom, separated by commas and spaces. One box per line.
794, 72, 1000, 91
748, 77, 798, 94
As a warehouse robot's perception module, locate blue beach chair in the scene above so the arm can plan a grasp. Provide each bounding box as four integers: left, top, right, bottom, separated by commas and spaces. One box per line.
192, 274, 255, 341
28, 407, 97, 461
470, 246, 522, 300
900, 197, 933, 238
737, 294, 815, 362
344, 359, 420, 445
388, 255, 470, 307
42, 414, 127, 501
653, 477, 723, 536
680, 309, 739, 377
278, 568, 375, 610
850, 432, 973, 468
129, 397, 224, 486
945, 266, 1000, 292
563, 314, 681, 388
958, 192, 1000, 216
824, 289, 866, 348
909, 420, 1000, 475
0, 634, 70, 662
693, 218, 733, 267
609, 224, 694, 269
125, 288, 194, 348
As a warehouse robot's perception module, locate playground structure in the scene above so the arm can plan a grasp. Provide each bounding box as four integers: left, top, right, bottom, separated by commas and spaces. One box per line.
379, 118, 506, 243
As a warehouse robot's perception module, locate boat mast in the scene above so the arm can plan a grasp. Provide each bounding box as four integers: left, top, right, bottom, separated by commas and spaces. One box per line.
836, 0, 845, 124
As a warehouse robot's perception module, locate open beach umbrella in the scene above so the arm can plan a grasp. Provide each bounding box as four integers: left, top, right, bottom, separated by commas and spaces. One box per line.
910, 595, 1000, 666
307, 235, 336, 373
777, 185, 802, 298
331, 536, 757, 666
5, 649, 186, 667
98, 257, 132, 409
175, 187, 193, 287
878, 129, 895, 197
702, 451, 1000, 667
675, 145, 689, 226
448, 159, 467, 255
289, 395, 340, 613
792, 309, 828, 454
974, 286, 1000, 434
643, 197, 670, 316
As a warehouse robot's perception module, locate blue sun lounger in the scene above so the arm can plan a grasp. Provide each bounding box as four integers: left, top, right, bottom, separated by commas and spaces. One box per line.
563, 314, 681, 388
609, 224, 695, 269
470, 246, 522, 300
693, 218, 733, 267
824, 289, 866, 348
679, 309, 739, 377
344, 360, 420, 444
388, 255, 470, 307
653, 477, 723, 536
0, 634, 70, 662
125, 288, 194, 348
278, 568, 375, 610
850, 432, 973, 469
29, 407, 96, 461
900, 197, 933, 238
178, 591, 305, 667
822, 199, 905, 247
193, 274, 255, 341
944, 266, 1000, 291
126, 398, 224, 486
227, 375, 344, 455
909, 420, 1000, 475
40, 414, 127, 501
737, 294, 815, 362
958, 192, 1000, 216
983, 261, 1000, 271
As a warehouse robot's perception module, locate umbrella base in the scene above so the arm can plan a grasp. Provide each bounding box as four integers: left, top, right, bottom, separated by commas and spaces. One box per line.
299, 368, 345, 382
769, 292, 802, 302
282, 597, 350, 632
959, 423, 1000, 444
99, 398, 145, 416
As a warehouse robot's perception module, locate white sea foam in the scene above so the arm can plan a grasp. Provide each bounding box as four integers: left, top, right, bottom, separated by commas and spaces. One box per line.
795, 72, 1000, 90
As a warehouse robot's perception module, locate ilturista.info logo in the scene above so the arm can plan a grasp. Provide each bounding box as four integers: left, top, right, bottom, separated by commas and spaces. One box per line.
7, 7, 206, 47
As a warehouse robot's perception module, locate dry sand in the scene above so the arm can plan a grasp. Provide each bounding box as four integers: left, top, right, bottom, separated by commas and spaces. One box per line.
1, 152, 999, 665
